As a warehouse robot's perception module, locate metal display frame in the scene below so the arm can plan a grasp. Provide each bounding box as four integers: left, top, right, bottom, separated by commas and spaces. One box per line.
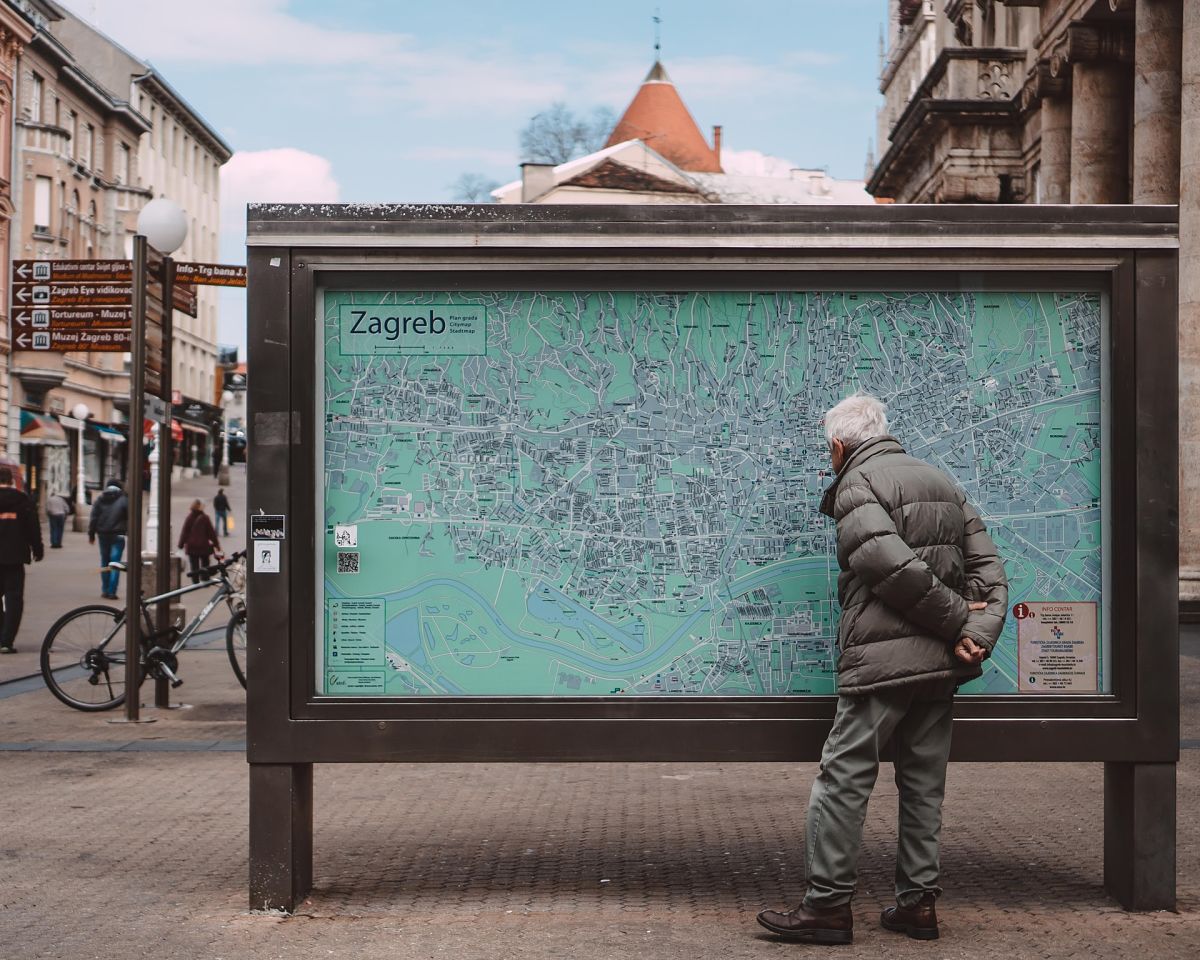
245, 204, 1178, 913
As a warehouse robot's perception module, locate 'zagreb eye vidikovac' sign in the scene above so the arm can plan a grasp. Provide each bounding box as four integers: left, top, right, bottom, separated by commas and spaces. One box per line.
317, 289, 1108, 698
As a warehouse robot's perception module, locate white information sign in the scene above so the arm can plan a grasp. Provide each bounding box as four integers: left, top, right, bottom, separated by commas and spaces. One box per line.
1016, 602, 1099, 693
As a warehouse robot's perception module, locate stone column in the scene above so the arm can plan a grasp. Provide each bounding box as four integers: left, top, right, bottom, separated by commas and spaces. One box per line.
1070, 61, 1131, 203
1133, 0, 1183, 203
1040, 96, 1072, 202
1180, 0, 1200, 601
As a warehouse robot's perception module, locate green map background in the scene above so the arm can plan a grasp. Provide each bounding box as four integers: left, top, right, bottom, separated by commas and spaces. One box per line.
320, 290, 1106, 697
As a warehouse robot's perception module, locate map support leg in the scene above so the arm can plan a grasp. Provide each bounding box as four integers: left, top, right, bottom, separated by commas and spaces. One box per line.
249, 762, 313, 912
1103, 761, 1175, 911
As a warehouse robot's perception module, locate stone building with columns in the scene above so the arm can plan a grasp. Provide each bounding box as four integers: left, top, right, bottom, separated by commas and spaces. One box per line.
868, 0, 1196, 607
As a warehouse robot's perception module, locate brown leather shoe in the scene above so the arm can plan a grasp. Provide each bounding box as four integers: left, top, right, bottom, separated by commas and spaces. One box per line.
756, 901, 853, 944
881, 892, 939, 940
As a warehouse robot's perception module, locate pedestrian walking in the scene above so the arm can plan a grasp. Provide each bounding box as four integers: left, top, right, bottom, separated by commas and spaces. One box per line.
757, 394, 1008, 945
0, 466, 43, 653
88, 480, 128, 600
179, 499, 221, 582
45, 491, 71, 549
213, 487, 231, 536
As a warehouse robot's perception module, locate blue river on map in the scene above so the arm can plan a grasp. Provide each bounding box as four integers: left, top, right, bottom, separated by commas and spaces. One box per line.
325, 555, 834, 676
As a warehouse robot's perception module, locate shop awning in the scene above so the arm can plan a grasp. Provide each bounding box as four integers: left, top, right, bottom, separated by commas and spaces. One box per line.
19, 410, 68, 446
92, 423, 126, 444
143, 419, 186, 443
180, 422, 210, 437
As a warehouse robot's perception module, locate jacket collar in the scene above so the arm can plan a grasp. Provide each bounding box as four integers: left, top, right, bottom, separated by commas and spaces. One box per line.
819, 435, 905, 517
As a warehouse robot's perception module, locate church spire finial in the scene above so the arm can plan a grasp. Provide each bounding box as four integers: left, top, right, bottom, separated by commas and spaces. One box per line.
653, 8, 662, 58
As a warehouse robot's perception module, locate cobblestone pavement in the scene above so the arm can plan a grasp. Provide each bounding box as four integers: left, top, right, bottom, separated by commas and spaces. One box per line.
0, 614, 1195, 958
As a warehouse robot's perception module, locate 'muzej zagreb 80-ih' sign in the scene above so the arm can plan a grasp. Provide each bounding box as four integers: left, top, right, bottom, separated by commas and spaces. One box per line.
318, 288, 1108, 698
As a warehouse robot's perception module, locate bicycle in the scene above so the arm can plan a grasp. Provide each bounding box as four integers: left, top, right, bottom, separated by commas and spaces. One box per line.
40, 550, 248, 711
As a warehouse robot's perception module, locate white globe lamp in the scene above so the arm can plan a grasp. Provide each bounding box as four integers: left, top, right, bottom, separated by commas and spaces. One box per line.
137, 198, 188, 255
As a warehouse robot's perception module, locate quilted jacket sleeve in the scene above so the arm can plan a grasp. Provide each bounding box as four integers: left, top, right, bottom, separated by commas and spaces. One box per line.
835, 478, 970, 644
958, 499, 1008, 653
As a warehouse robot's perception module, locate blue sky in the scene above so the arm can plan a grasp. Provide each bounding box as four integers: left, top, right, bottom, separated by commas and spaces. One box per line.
57, 0, 886, 348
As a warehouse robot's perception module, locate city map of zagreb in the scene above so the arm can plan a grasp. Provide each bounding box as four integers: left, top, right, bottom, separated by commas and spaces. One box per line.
320, 289, 1105, 697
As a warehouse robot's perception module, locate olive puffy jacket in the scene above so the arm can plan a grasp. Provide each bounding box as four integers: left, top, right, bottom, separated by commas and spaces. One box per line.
819, 435, 1009, 695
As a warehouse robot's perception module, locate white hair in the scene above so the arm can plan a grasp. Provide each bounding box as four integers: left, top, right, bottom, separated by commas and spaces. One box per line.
823, 393, 888, 447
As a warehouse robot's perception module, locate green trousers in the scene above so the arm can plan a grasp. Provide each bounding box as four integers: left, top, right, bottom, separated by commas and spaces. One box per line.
803, 678, 957, 908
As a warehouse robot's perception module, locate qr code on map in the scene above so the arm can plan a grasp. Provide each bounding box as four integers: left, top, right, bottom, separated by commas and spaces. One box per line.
336, 552, 360, 574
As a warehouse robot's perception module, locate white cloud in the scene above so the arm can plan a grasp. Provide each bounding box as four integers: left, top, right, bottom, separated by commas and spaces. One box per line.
219, 148, 340, 250
719, 149, 799, 178
62, 0, 410, 66
213, 147, 339, 352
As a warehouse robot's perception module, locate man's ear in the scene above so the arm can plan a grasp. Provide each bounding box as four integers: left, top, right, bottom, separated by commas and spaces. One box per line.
831, 437, 845, 470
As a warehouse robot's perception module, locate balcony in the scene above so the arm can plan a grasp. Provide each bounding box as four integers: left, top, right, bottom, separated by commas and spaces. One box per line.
869, 47, 1029, 202
18, 121, 70, 159
926, 47, 1027, 102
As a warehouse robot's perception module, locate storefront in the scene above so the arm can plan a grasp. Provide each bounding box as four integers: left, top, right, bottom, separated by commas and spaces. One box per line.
172, 398, 221, 478
56, 414, 128, 505
17, 410, 67, 503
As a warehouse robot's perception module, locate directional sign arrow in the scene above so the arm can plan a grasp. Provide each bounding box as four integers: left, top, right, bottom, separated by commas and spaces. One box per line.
11, 281, 130, 307
15, 333, 28, 348
10, 259, 132, 283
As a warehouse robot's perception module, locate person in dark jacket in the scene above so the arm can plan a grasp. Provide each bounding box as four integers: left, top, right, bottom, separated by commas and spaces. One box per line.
213, 488, 231, 536
88, 480, 128, 600
758, 394, 1008, 945
0, 466, 43, 653
179, 499, 221, 582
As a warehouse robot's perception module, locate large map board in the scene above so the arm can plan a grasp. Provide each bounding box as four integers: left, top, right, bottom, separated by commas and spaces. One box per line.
317, 289, 1108, 697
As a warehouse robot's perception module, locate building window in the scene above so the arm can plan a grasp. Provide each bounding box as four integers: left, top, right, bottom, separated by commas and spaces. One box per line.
33, 176, 51, 232
116, 142, 129, 185
87, 200, 96, 257
67, 111, 76, 159
29, 73, 42, 122
80, 123, 93, 169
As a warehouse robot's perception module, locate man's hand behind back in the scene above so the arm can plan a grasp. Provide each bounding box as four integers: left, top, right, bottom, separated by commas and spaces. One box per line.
955, 601, 988, 664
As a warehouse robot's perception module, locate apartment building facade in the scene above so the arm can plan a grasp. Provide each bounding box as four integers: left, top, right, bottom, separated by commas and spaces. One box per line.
51, 7, 232, 477
2, 0, 231, 502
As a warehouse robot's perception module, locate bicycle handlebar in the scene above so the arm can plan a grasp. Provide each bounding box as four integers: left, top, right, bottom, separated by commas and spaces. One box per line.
196, 549, 246, 581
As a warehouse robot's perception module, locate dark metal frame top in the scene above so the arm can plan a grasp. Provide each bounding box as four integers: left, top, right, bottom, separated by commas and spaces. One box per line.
245, 204, 1178, 765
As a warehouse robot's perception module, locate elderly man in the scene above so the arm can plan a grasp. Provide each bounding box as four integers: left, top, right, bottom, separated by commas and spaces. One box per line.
758, 393, 1008, 945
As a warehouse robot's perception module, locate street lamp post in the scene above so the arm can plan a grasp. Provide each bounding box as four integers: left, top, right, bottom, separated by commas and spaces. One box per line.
118, 198, 187, 722
70, 402, 89, 532
220, 389, 233, 485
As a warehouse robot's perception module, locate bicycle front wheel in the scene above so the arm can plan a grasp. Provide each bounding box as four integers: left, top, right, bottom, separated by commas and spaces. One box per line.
41, 605, 137, 711
227, 608, 247, 689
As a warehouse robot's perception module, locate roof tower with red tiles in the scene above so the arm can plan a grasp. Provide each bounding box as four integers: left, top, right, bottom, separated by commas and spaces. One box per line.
604, 61, 723, 173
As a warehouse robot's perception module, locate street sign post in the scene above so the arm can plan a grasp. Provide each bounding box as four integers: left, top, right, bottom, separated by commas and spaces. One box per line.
174, 262, 247, 287
9, 259, 133, 353
12, 258, 132, 282
120, 239, 149, 724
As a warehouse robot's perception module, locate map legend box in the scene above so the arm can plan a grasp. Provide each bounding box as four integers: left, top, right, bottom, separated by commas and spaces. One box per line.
325, 599, 386, 691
